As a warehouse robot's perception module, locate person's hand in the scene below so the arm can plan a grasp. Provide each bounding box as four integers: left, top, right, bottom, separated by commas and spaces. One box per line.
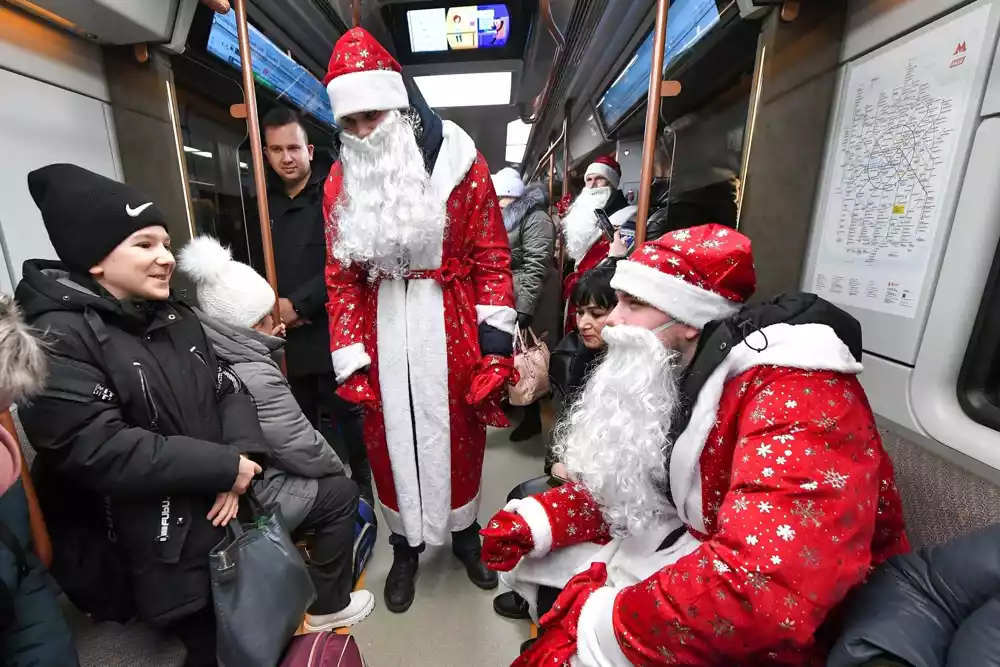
336, 372, 377, 410
277, 298, 302, 328
207, 491, 240, 527
232, 455, 262, 495
271, 323, 287, 338
609, 229, 628, 258
516, 312, 534, 330
480, 509, 535, 571
199, 0, 230, 13
466, 356, 518, 427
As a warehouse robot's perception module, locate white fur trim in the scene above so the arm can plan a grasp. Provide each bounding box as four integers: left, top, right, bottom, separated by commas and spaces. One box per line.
506, 497, 553, 558
608, 205, 635, 229
378, 501, 405, 537
407, 278, 453, 546
449, 488, 482, 532
476, 304, 517, 335
376, 279, 424, 545
430, 121, 478, 208
575, 587, 632, 667
330, 342, 371, 384
585, 163, 620, 189
669, 322, 865, 533
611, 260, 741, 328
327, 69, 408, 121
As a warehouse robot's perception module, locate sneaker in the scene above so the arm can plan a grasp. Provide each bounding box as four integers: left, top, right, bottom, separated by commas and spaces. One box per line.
303, 590, 376, 632
384, 548, 419, 613
454, 548, 499, 590
493, 591, 530, 619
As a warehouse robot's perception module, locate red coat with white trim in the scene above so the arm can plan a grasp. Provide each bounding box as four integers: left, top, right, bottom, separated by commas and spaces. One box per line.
323, 121, 516, 547
563, 238, 611, 334
495, 324, 909, 666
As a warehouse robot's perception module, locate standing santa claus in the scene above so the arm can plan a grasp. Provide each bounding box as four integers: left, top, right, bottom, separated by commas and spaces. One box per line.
561, 156, 632, 333
321, 28, 517, 613
483, 225, 909, 665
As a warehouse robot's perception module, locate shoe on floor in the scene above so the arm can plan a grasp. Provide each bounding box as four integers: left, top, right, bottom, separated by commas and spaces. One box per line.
509, 415, 542, 442
303, 590, 376, 632
384, 548, 419, 613
493, 591, 530, 619
454, 549, 499, 590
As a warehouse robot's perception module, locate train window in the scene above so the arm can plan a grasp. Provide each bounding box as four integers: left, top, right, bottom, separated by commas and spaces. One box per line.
958, 235, 1000, 430
506, 119, 530, 165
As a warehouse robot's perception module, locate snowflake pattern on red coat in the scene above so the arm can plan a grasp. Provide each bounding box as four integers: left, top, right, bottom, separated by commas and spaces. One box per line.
322, 153, 515, 517
606, 367, 909, 666
530, 483, 613, 550
563, 237, 611, 334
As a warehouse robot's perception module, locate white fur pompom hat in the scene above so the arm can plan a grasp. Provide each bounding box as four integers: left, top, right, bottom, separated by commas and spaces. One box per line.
178, 236, 275, 329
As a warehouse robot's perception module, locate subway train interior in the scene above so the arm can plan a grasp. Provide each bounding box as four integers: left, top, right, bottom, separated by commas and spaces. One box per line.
2, 0, 1000, 665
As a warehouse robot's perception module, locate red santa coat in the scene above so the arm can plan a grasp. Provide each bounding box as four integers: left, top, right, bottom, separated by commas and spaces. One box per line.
501, 322, 909, 666
323, 121, 516, 547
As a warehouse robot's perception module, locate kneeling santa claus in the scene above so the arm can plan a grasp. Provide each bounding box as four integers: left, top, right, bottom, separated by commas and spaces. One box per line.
483, 224, 909, 666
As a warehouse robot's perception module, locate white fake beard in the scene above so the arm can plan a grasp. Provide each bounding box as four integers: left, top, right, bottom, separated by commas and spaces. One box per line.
332, 110, 445, 279
553, 325, 681, 537
563, 186, 612, 262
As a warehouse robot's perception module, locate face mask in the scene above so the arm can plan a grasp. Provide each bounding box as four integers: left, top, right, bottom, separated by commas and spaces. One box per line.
651, 319, 677, 335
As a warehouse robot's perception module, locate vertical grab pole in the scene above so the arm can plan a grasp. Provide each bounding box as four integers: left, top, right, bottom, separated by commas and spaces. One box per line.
561, 110, 570, 201
548, 152, 555, 215
232, 0, 281, 325
353, 0, 362, 27
634, 0, 670, 246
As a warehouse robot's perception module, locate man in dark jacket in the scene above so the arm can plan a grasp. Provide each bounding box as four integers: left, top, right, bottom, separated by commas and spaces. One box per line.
261, 107, 372, 502
15, 164, 268, 666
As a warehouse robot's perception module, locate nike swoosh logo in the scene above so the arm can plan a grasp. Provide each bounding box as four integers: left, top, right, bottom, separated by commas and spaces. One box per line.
126, 202, 153, 217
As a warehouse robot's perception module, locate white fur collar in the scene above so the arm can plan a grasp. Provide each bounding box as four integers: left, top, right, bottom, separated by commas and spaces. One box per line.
429, 120, 478, 206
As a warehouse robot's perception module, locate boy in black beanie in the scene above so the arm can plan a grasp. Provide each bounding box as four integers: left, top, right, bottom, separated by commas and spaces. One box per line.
15, 164, 267, 666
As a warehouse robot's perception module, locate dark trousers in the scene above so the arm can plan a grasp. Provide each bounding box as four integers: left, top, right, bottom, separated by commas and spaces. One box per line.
289, 372, 371, 492
388, 522, 483, 556
171, 476, 358, 666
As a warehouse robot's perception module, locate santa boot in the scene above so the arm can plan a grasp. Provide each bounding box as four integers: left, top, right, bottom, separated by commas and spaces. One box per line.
384, 543, 419, 613
452, 523, 498, 590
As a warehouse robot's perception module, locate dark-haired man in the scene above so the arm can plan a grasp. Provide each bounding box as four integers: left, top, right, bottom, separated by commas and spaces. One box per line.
261, 107, 372, 502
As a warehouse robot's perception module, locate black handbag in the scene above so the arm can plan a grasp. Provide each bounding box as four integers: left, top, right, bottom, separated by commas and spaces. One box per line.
210, 491, 316, 667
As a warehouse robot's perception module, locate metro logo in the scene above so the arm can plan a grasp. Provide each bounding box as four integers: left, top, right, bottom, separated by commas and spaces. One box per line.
954, 42, 967, 55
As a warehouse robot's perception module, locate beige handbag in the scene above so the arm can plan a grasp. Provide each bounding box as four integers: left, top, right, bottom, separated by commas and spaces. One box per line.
509, 327, 551, 406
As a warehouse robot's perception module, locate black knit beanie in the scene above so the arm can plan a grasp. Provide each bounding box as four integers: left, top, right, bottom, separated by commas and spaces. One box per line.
27, 164, 168, 274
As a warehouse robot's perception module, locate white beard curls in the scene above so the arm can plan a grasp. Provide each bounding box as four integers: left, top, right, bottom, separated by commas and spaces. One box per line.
553, 325, 682, 538
562, 185, 612, 262
332, 110, 445, 279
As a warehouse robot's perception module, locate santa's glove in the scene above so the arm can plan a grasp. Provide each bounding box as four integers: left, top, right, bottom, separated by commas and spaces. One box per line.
466, 355, 519, 427
480, 509, 534, 571
512, 625, 576, 667
538, 562, 610, 639
335, 372, 377, 410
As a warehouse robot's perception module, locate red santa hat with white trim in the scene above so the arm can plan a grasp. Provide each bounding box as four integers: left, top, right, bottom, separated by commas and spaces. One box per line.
323, 28, 409, 122
610, 223, 756, 328
584, 156, 622, 189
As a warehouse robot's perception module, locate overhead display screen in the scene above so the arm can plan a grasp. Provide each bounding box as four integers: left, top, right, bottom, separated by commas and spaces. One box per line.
206, 9, 336, 127
597, 0, 721, 131
407, 4, 511, 53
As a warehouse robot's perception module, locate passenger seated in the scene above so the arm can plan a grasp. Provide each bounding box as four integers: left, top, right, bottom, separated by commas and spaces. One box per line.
178, 236, 374, 630
15, 165, 315, 666
0, 294, 78, 667
483, 225, 910, 665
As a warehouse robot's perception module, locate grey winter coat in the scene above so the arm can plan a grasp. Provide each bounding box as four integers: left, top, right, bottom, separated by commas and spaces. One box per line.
504, 183, 560, 349
828, 521, 1000, 667
196, 310, 344, 531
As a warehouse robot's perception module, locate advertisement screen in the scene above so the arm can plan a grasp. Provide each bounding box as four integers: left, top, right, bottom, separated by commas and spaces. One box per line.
407, 4, 511, 53
206, 10, 336, 127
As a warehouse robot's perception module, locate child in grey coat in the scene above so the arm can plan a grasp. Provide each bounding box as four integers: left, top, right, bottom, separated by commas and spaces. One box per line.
179, 236, 374, 632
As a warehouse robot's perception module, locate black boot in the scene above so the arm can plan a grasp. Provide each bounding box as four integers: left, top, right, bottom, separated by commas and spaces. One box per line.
452, 523, 498, 590
384, 545, 419, 613
520, 636, 539, 654
510, 402, 542, 442
493, 591, 530, 619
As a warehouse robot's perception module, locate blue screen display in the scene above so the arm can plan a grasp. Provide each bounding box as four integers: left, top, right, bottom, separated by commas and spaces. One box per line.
206, 10, 336, 128
597, 0, 721, 130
